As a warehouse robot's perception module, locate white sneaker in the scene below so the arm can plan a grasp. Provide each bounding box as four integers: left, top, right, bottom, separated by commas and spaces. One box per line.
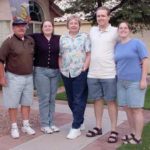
22, 124, 35, 135
80, 123, 85, 131
67, 128, 81, 139
41, 127, 53, 134
51, 125, 60, 132
11, 127, 20, 139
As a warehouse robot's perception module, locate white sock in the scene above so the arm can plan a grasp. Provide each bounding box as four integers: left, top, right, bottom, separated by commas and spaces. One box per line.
23, 120, 29, 126
11, 123, 18, 128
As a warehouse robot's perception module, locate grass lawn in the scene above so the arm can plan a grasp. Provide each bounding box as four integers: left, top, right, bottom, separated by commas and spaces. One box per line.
58, 79, 64, 87
117, 122, 150, 150
144, 86, 150, 109
56, 92, 67, 100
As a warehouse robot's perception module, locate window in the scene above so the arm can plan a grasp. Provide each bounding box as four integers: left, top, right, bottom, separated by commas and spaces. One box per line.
29, 1, 44, 22
27, 1, 44, 34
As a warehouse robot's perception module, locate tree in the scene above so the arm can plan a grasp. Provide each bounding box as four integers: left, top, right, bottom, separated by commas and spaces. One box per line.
55, 0, 150, 32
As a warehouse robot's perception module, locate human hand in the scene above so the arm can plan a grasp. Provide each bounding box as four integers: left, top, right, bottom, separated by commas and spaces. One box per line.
7, 34, 13, 39
0, 77, 7, 86
140, 79, 147, 90
82, 66, 87, 72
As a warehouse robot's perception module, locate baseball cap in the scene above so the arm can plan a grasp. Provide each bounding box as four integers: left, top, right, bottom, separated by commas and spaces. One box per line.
12, 17, 27, 26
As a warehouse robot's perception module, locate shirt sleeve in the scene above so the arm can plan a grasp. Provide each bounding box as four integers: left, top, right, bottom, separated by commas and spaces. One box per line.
0, 38, 10, 63
84, 33, 91, 52
136, 39, 149, 60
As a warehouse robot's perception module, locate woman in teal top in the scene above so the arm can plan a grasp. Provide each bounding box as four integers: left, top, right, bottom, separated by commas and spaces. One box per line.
115, 21, 149, 144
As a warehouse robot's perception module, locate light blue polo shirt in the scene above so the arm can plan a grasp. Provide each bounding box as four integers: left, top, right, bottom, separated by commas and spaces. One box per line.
115, 39, 148, 81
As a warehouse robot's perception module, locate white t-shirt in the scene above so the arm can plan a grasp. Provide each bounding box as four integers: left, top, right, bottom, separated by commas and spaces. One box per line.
88, 25, 118, 79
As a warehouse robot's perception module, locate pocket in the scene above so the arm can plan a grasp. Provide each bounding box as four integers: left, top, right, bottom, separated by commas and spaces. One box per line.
34, 67, 44, 74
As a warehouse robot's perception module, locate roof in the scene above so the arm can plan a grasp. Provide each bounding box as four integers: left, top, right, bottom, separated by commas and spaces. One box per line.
49, 0, 64, 17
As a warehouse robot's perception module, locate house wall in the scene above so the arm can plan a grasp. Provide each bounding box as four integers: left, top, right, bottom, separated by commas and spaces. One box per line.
0, 0, 12, 45
131, 31, 150, 73
54, 20, 92, 35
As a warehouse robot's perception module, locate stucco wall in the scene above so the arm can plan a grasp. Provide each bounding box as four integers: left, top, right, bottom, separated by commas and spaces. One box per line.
54, 21, 92, 35
0, 0, 12, 20
131, 31, 150, 73
0, 0, 12, 45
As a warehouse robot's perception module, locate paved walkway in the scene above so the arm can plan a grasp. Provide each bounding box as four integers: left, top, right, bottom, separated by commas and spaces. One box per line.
0, 85, 150, 150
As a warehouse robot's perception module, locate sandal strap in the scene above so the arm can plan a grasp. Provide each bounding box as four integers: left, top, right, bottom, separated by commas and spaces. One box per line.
87, 130, 96, 136
130, 133, 135, 138
122, 133, 135, 141
86, 127, 102, 137
108, 131, 118, 143
132, 136, 142, 144
93, 127, 102, 134
110, 131, 118, 135
122, 135, 128, 141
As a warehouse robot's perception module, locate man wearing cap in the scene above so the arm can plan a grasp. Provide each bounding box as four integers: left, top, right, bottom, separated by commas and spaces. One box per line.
0, 17, 35, 138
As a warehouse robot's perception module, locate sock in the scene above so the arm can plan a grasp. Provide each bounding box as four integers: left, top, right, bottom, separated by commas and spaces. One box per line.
23, 120, 29, 126
11, 123, 18, 128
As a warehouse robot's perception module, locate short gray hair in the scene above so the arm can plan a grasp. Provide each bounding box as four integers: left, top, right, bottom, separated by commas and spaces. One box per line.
66, 15, 81, 28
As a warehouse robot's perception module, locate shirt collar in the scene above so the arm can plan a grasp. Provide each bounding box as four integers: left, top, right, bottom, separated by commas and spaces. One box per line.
14, 34, 27, 41
98, 24, 112, 32
66, 32, 82, 38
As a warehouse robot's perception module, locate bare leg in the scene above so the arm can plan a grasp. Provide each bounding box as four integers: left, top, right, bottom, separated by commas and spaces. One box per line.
9, 108, 17, 123
21, 106, 30, 120
124, 106, 135, 134
107, 101, 118, 131
132, 108, 144, 140
94, 100, 104, 129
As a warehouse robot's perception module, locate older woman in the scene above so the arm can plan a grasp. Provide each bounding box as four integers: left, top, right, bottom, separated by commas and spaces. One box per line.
31, 21, 60, 134
59, 15, 91, 139
115, 21, 149, 144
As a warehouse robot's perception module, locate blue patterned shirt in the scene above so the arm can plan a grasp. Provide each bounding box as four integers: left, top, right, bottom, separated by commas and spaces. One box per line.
59, 32, 91, 78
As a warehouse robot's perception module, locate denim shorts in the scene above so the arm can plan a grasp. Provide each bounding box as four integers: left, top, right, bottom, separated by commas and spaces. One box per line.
2, 72, 33, 108
117, 80, 146, 108
87, 78, 117, 101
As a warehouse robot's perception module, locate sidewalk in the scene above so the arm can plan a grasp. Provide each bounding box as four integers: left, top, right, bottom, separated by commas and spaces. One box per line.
0, 87, 150, 150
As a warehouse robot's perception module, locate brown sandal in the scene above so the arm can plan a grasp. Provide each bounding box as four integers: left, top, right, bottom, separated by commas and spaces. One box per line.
86, 127, 102, 137
107, 131, 118, 143
122, 133, 135, 144
123, 136, 142, 145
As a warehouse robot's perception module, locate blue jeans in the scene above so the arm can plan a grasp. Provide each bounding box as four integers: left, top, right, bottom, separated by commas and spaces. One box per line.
34, 67, 59, 127
61, 71, 88, 129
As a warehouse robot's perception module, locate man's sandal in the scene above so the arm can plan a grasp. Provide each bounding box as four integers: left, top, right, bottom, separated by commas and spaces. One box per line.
107, 131, 118, 143
122, 133, 135, 144
86, 127, 102, 137
123, 136, 142, 145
